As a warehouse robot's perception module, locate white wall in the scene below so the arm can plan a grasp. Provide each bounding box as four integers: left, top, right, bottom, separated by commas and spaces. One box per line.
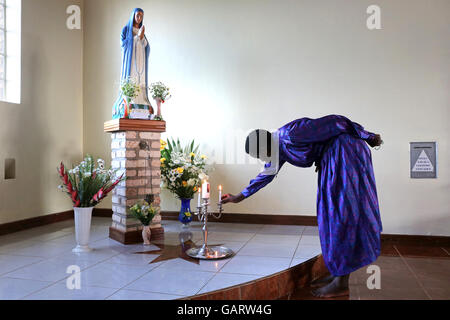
0, 0, 83, 224
85, 0, 446, 236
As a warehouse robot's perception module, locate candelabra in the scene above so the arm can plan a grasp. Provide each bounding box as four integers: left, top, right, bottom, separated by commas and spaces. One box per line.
186, 199, 234, 260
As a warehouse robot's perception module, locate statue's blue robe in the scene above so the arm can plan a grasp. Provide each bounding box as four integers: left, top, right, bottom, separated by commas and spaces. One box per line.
241, 114, 383, 276
112, 8, 150, 119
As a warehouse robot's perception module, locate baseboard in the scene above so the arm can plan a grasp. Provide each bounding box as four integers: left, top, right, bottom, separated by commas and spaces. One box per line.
160, 211, 450, 246
92, 208, 114, 217
1, 209, 449, 247
0, 208, 115, 237
0, 210, 74, 236
160, 210, 319, 226
380, 233, 450, 247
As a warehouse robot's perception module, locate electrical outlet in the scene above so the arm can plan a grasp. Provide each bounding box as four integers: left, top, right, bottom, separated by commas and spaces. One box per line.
4, 158, 16, 180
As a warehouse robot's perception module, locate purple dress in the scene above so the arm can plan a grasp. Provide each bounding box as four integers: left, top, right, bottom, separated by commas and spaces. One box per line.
241, 115, 382, 276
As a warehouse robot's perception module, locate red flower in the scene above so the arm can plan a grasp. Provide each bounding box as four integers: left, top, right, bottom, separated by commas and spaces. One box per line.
99, 174, 123, 199
92, 189, 104, 203
58, 162, 79, 206
71, 191, 78, 202
67, 181, 73, 193
103, 187, 113, 195
59, 162, 65, 177
110, 175, 123, 189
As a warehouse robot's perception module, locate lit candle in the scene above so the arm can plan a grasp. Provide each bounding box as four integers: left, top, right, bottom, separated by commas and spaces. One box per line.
218, 185, 223, 204
202, 180, 210, 199
197, 187, 202, 207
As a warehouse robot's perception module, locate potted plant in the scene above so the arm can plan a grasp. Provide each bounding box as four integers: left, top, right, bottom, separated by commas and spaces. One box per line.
129, 200, 157, 245
149, 81, 171, 120
57, 155, 125, 252
160, 138, 208, 228
120, 77, 140, 118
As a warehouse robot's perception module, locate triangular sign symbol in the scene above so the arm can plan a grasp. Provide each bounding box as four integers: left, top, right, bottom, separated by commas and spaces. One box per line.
412, 150, 434, 172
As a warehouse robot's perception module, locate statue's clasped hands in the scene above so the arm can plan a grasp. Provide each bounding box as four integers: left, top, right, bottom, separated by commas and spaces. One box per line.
138, 25, 145, 39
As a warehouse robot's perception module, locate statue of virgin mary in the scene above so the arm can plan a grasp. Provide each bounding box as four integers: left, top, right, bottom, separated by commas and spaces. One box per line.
112, 8, 153, 119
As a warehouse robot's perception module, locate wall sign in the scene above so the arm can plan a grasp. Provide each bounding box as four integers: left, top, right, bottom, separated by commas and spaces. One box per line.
410, 142, 437, 179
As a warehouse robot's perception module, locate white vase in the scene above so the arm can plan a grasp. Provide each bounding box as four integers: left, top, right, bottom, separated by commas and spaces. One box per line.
72, 207, 94, 253
142, 225, 152, 245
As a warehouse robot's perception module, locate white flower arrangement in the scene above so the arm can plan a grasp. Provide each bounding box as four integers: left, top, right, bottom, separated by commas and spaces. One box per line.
160, 138, 209, 199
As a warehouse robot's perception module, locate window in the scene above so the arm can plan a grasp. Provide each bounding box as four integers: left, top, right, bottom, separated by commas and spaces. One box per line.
0, 0, 6, 98
0, 0, 21, 104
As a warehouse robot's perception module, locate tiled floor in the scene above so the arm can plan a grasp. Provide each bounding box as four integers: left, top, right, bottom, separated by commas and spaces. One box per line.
0, 218, 321, 300
291, 243, 450, 300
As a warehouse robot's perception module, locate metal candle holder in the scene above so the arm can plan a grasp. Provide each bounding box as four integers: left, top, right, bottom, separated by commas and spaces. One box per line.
186, 199, 234, 260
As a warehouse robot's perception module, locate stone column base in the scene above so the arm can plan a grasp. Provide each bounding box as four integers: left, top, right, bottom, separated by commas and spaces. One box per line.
109, 226, 165, 245
104, 119, 167, 246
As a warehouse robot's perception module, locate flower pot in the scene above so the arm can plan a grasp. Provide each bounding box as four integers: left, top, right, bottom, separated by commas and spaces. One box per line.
142, 225, 152, 245
178, 198, 193, 228
72, 207, 94, 253
124, 97, 131, 119
155, 98, 162, 117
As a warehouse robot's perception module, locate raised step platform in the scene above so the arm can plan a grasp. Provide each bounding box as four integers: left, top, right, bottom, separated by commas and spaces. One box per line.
0, 218, 327, 300
186, 255, 327, 300
157, 220, 328, 299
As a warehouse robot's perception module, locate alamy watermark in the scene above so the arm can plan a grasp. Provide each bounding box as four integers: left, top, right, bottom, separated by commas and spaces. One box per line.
66, 265, 81, 290
194, 128, 280, 176
367, 5, 382, 30
66, 5, 81, 30
366, 265, 381, 289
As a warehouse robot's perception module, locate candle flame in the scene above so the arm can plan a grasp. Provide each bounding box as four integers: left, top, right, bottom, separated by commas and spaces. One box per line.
218, 185, 222, 191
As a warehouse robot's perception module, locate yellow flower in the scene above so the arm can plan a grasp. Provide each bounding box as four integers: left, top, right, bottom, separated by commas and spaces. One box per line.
201, 155, 207, 159
190, 152, 195, 158
160, 158, 166, 163
176, 167, 184, 174
160, 139, 167, 150
185, 212, 191, 217
182, 181, 188, 187
193, 186, 198, 192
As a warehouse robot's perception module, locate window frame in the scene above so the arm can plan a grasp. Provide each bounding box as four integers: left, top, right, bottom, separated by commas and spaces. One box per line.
0, 0, 21, 104
0, 0, 6, 100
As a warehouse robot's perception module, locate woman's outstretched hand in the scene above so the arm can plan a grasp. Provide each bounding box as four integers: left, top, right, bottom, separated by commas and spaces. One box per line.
221, 193, 245, 204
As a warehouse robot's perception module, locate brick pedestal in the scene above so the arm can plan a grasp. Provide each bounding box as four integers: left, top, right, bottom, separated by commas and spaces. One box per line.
104, 119, 166, 244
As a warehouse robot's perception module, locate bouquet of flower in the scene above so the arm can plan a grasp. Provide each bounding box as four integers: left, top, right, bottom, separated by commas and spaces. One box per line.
121, 77, 140, 102
57, 155, 125, 208
150, 81, 171, 103
160, 138, 208, 199
129, 200, 157, 226
119, 77, 141, 118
